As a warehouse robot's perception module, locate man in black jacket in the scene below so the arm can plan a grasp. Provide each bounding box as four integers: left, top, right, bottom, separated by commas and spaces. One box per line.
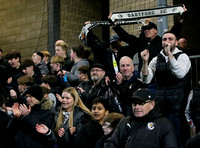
105, 88, 178, 148
85, 21, 139, 81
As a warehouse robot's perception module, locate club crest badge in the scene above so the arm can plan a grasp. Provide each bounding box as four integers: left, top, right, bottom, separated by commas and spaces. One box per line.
146, 122, 155, 130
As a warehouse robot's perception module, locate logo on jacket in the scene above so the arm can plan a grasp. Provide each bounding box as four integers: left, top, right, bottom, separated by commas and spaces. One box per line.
146, 122, 155, 130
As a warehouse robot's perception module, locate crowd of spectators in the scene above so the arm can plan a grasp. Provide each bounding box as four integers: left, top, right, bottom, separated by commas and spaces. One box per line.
0, 4, 200, 148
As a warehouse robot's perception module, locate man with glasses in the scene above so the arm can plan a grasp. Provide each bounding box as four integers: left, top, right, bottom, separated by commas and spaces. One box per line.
77, 63, 122, 113
105, 88, 178, 148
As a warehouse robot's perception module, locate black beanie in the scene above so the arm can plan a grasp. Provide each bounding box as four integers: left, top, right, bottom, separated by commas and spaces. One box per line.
25, 85, 43, 101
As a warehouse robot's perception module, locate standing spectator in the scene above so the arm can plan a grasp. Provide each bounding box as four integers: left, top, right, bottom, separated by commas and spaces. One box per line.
177, 37, 192, 55
37, 87, 91, 148
41, 75, 61, 110
32, 51, 49, 76
77, 65, 90, 82
50, 55, 70, 92
95, 112, 124, 148
109, 4, 187, 72
77, 63, 122, 113
84, 21, 137, 81
7, 85, 55, 148
74, 98, 109, 148
0, 94, 12, 148
55, 40, 73, 71
20, 58, 43, 85
5, 50, 22, 105
185, 81, 200, 137
17, 75, 35, 104
40, 50, 51, 73
104, 88, 178, 148
115, 56, 145, 116
140, 31, 191, 147
66, 45, 89, 86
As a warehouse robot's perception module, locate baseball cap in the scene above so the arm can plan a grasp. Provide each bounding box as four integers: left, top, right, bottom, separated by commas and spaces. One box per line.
109, 35, 120, 43
142, 22, 157, 30
131, 88, 154, 104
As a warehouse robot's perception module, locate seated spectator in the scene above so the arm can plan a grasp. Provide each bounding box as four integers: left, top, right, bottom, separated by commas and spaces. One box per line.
32, 51, 49, 76
95, 112, 124, 148
7, 85, 55, 148
74, 98, 110, 148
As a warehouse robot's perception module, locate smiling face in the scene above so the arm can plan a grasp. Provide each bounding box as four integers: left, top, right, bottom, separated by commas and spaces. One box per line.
91, 103, 108, 124
61, 92, 74, 112
144, 28, 158, 40
8, 57, 20, 68
119, 57, 134, 80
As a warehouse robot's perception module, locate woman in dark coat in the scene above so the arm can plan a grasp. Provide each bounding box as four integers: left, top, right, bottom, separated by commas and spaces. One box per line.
36, 87, 92, 148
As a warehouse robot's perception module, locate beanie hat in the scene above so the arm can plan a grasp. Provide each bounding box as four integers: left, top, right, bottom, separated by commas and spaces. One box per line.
25, 85, 43, 101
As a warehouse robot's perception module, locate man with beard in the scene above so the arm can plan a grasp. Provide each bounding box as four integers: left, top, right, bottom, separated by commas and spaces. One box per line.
140, 31, 191, 147
84, 21, 138, 82
77, 63, 122, 113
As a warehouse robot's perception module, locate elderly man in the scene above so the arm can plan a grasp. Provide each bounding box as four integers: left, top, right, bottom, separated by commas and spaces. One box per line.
105, 88, 178, 148
140, 31, 191, 147
77, 63, 122, 113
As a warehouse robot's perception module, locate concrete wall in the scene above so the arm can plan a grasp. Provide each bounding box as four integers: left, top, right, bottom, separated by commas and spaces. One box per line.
0, 0, 44, 58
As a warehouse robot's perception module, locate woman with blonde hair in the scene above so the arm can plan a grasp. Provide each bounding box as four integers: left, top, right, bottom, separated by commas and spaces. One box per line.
36, 87, 91, 148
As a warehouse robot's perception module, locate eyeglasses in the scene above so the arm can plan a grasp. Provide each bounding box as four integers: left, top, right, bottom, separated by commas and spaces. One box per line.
132, 100, 152, 106
91, 69, 103, 72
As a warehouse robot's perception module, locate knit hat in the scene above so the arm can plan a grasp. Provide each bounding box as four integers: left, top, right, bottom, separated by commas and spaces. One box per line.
25, 85, 43, 101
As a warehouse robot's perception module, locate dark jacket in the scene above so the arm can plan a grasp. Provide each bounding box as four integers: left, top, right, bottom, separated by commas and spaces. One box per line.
112, 22, 183, 71
86, 31, 138, 81
56, 106, 91, 148
74, 120, 104, 148
116, 71, 145, 116
79, 77, 122, 113
104, 105, 178, 148
7, 99, 55, 148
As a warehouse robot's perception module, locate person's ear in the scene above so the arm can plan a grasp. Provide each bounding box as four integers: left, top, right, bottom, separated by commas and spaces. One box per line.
149, 101, 155, 110
105, 110, 109, 116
